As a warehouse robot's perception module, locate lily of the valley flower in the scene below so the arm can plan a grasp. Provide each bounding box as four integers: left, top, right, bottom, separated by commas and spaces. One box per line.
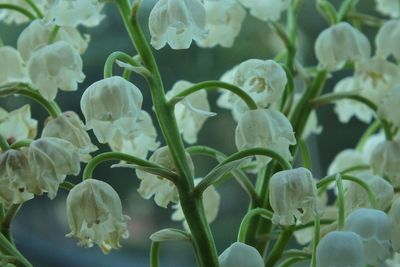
238, 0, 290, 21
378, 85, 400, 128
136, 146, 194, 208
376, 20, 400, 60
316, 231, 365, 267
219, 242, 264, 267
80, 76, 143, 143
389, 197, 400, 252
370, 140, 400, 187
0, 46, 29, 85
66, 179, 130, 253
41, 111, 97, 162
315, 22, 371, 71
27, 41, 85, 101
149, 0, 208, 49
28, 137, 80, 199
375, 0, 400, 18
269, 167, 317, 225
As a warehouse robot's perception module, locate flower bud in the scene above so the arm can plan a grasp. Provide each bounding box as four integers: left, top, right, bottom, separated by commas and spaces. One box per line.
0, 46, 29, 85
149, 0, 208, 49
27, 41, 85, 101
42, 111, 97, 162
269, 167, 317, 225
80, 76, 143, 143
315, 22, 370, 71
0, 149, 34, 207
316, 231, 365, 267
345, 208, 391, 265
28, 137, 80, 199
136, 146, 194, 208
218, 242, 264, 267
66, 179, 130, 253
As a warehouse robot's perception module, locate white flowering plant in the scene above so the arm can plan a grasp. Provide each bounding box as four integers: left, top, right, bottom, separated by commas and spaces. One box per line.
1, 0, 400, 266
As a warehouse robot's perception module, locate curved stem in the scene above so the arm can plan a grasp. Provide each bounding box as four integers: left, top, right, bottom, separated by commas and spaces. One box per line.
311, 92, 377, 111
0, 4, 36, 20
277, 257, 307, 267
60, 181, 75, 191
104, 51, 140, 78
336, 174, 345, 230
82, 152, 178, 182
9, 139, 32, 150
168, 80, 258, 110
265, 226, 295, 267
0, 233, 32, 267
1, 204, 21, 242
48, 25, 60, 44
0, 84, 60, 118
355, 120, 380, 151
310, 213, 320, 267
22, 0, 43, 18
150, 241, 160, 267
237, 208, 273, 243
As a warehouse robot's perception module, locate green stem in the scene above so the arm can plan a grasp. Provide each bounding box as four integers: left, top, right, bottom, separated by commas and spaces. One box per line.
346, 12, 384, 27
281, 65, 295, 115
381, 119, 393, 141
293, 219, 334, 231
336, 174, 345, 230
150, 241, 160, 267
9, 139, 32, 150
82, 152, 178, 181
1, 204, 21, 243
195, 148, 292, 194
237, 208, 273, 243
22, 0, 43, 18
299, 139, 312, 170
310, 214, 320, 267
337, 0, 359, 21
60, 181, 75, 191
265, 226, 295, 267
355, 120, 380, 151
48, 25, 60, 44
0, 233, 32, 267
277, 257, 307, 267
311, 92, 377, 111
104, 51, 140, 78
0, 135, 10, 151
0, 83, 60, 118
0, 4, 36, 20
168, 80, 258, 110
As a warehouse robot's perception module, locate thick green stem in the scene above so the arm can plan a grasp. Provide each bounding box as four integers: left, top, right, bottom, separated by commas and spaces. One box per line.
0, 233, 32, 267
150, 241, 160, 267
266, 226, 295, 267
168, 81, 257, 110
0, 4, 36, 20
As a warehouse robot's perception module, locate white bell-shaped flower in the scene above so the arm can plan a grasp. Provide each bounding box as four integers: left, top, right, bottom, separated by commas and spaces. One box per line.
80, 76, 143, 143
386, 253, 400, 267
196, 0, 245, 48
315, 22, 371, 71
18, 20, 89, 61
0, 0, 47, 24
363, 132, 385, 162
345, 173, 394, 212
136, 146, 194, 208
345, 208, 391, 265
238, 0, 290, 21
0, 105, 37, 145
332, 77, 375, 123
375, 0, 400, 18
389, 197, 400, 252
28, 137, 80, 199
149, 0, 208, 49
171, 178, 220, 230
376, 20, 400, 60
370, 140, 400, 187
27, 41, 85, 101
108, 111, 160, 159
327, 149, 368, 176
235, 109, 296, 166
218, 242, 264, 267
316, 231, 365, 267
166, 80, 212, 144
379, 85, 400, 128
0, 46, 29, 85
66, 179, 130, 253
46, 0, 104, 27
269, 167, 317, 225
0, 149, 34, 207
41, 111, 97, 162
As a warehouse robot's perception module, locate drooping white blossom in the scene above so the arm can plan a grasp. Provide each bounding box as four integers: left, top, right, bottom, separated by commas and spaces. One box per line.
235, 109, 295, 166
41, 111, 97, 162
362, 132, 385, 162
0, 149, 34, 207
0, 105, 37, 145
166, 80, 212, 144
149, 0, 208, 49
327, 149, 368, 176
375, 0, 400, 18
28, 137, 80, 199
370, 140, 400, 187
376, 20, 400, 60
108, 111, 160, 159
316, 231, 365, 267
171, 178, 220, 230
196, 0, 246, 48
0, 46, 29, 85
136, 146, 194, 208
345, 208, 391, 265
27, 41, 85, 101
17, 20, 89, 61
269, 167, 317, 225
315, 22, 371, 71
378, 85, 400, 128
238, 0, 290, 21
80, 76, 143, 143
219, 242, 264, 267
46, 0, 104, 27
66, 179, 130, 253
